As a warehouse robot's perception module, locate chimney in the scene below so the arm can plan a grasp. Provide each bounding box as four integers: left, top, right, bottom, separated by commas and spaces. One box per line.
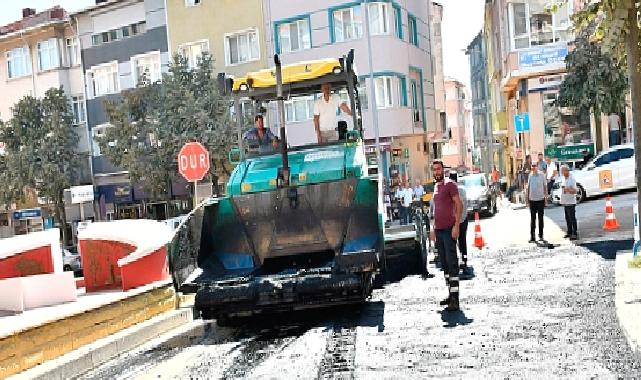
22, 8, 36, 18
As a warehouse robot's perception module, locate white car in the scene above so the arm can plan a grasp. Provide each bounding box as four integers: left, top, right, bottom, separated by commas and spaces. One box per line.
552, 144, 636, 204
62, 246, 83, 273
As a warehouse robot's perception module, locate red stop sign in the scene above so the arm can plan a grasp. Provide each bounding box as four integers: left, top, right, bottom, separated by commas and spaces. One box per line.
178, 142, 210, 182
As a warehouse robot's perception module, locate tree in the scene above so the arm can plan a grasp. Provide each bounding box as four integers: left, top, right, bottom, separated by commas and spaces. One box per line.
97, 53, 236, 200
558, 28, 628, 152
569, 0, 641, 243
0, 87, 82, 243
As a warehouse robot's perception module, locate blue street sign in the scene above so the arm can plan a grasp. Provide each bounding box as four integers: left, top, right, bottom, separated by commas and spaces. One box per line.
12, 208, 42, 220
519, 45, 568, 68
514, 113, 530, 133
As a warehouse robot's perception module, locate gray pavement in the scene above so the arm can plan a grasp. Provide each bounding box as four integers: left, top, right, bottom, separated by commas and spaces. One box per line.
76, 222, 641, 378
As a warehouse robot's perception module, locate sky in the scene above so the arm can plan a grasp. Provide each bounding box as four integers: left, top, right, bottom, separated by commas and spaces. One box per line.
437, 0, 486, 88
1, 0, 485, 89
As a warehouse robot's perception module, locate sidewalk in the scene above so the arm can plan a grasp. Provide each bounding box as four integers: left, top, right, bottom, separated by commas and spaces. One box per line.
615, 250, 641, 355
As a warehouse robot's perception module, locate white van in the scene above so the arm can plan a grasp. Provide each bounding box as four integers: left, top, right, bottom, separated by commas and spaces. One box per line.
552, 144, 636, 204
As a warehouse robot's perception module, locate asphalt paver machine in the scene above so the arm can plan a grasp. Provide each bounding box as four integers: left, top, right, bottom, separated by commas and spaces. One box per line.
168, 50, 384, 320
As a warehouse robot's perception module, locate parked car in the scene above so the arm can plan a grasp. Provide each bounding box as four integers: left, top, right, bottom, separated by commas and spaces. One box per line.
461, 173, 497, 217
552, 144, 636, 204
62, 246, 82, 273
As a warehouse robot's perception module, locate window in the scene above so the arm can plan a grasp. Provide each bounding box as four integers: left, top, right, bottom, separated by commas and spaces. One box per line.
88, 62, 118, 97
285, 96, 315, 122
179, 40, 209, 69
66, 37, 80, 66
132, 52, 161, 85
594, 153, 612, 167
398, 77, 407, 107
277, 18, 311, 53
91, 22, 146, 46
367, 2, 390, 35
411, 79, 420, 121
619, 148, 634, 159
226, 29, 260, 65
509, 1, 573, 50
408, 14, 418, 46
92, 124, 112, 156
332, 5, 363, 42
185, 0, 201, 6
37, 38, 59, 71
393, 4, 403, 39
6, 46, 31, 79
70, 96, 86, 125
374, 76, 393, 108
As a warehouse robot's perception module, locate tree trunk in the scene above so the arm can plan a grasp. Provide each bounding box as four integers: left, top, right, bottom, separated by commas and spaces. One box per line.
56, 199, 68, 246
626, 6, 641, 242
594, 107, 603, 153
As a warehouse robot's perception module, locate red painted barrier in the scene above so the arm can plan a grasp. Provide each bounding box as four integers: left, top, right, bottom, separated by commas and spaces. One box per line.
0, 246, 54, 280
79, 240, 135, 292
119, 246, 169, 291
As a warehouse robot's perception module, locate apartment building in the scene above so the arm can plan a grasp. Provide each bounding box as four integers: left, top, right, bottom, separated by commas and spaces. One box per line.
485, 0, 598, 175
0, 7, 91, 237
72, 0, 188, 221
165, 0, 268, 78
442, 78, 472, 169
260, 0, 442, 185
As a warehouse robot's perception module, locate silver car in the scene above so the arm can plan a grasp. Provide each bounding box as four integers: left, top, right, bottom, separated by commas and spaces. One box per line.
62, 246, 82, 273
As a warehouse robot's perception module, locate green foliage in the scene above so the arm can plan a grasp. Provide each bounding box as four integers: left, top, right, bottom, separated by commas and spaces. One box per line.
0, 87, 82, 241
98, 53, 236, 199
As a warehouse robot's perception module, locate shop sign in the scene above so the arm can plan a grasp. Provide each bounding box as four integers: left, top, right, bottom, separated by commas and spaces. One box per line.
12, 208, 41, 220
544, 143, 595, 160
519, 45, 568, 69
70, 185, 94, 204
599, 170, 614, 190
114, 185, 133, 204
514, 113, 530, 133
528, 74, 566, 93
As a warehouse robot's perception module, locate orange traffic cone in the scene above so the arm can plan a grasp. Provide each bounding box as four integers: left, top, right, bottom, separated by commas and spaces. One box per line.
473, 212, 485, 249
603, 196, 620, 231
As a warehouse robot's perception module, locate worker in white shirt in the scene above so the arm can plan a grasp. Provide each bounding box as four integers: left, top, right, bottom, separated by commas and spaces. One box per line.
313, 82, 352, 143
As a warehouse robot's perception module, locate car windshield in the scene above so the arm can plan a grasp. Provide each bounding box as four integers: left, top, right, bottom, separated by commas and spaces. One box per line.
462, 175, 486, 188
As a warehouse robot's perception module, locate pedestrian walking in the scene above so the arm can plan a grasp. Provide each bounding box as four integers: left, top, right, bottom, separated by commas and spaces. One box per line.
526, 162, 547, 243
491, 166, 501, 194
560, 165, 579, 240
537, 153, 547, 172
449, 171, 470, 273
429, 161, 463, 311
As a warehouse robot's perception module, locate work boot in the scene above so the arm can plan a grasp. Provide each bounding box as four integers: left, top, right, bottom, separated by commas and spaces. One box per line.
439, 296, 450, 306
445, 293, 460, 312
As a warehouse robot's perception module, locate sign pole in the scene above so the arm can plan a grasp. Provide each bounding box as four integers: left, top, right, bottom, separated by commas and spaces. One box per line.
194, 180, 198, 210
79, 201, 85, 222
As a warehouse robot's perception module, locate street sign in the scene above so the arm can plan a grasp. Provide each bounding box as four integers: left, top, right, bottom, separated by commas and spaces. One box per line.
70, 185, 94, 204
514, 113, 530, 133
545, 143, 595, 160
178, 142, 210, 182
12, 208, 41, 220
519, 44, 568, 69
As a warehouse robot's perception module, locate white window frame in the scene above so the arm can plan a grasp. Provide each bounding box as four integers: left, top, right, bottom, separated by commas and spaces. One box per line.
70, 95, 86, 125
92, 123, 113, 156
374, 76, 394, 109
367, 2, 390, 36
508, 1, 573, 51
278, 19, 311, 53
224, 28, 260, 66
284, 96, 315, 123
6, 46, 32, 79
65, 37, 80, 67
88, 61, 119, 98
178, 39, 209, 69
131, 51, 161, 86
37, 38, 60, 72
333, 5, 363, 43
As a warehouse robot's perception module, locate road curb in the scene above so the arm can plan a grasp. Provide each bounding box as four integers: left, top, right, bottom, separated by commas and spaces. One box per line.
9, 308, 193, 380
615, 250, 641, 358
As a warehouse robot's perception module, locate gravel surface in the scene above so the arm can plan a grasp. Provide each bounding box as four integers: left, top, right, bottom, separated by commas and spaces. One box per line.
78, 243, 641, 379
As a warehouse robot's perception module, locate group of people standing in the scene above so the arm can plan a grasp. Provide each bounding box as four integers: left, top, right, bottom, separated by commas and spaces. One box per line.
386, 180, 425, 225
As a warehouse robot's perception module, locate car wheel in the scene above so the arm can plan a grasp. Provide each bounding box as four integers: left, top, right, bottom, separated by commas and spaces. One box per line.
577, 184, 586, 204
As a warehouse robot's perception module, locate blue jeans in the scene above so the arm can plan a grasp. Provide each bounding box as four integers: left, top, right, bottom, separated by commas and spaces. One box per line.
610, 130, 621, 146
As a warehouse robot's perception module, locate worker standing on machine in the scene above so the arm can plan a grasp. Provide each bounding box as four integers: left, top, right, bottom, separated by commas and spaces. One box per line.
313, 82, 352, 143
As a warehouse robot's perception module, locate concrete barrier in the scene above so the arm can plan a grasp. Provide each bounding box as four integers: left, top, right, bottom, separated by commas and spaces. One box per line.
0, 272, 76, 312
78, 220, 172, 292
0, 229, 62, 279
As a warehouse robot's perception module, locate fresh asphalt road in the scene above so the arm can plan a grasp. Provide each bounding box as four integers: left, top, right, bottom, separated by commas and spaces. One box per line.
546, 189, 637, 241
78, 232, 641, 378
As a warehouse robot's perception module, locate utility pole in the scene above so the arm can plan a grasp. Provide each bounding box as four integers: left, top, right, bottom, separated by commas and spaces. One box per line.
364, 1, 383, 180
625, 6, 641, 241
